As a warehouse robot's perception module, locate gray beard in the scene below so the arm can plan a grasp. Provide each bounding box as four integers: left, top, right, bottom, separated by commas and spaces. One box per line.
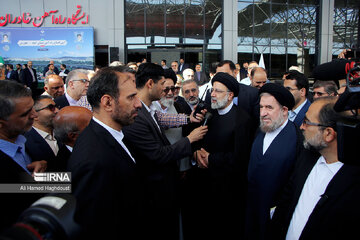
211, 94, 229, 110
186, 97, 199, 106
303, 131, 328, 151
160, 97, 174, 108
260, 110, 285, 133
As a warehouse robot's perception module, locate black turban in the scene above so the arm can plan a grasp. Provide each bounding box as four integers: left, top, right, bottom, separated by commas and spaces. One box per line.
211, 72, 239, 97
259, 83, 295, 110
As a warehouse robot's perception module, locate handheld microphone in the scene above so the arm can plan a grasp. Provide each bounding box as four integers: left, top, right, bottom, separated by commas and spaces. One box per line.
202, 112, 213, 126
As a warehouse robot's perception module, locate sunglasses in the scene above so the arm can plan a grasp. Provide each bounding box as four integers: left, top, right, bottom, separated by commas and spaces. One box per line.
163, 86, 176, 94
35, 104, 57, 112
50, 85, 64, 90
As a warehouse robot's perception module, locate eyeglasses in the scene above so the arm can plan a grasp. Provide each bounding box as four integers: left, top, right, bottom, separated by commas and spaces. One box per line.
163, 86, 176, 94
312, 91, 328, 97
35, 104, 57, 112
72, 79, 90, 84
184, 88, 197, 94
302, 118, 330, 128
285, 86, 298, 91
210, 88, 229, 94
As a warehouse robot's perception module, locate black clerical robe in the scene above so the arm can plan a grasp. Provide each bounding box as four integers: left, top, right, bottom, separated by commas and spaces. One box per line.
190, 104, 255, 239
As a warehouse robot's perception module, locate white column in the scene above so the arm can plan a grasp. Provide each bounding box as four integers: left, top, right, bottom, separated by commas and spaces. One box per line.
223, 0, 238, 63
319, 0, 334, 64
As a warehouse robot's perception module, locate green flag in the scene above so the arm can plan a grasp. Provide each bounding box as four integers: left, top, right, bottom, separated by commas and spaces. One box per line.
0, 56, 4, 64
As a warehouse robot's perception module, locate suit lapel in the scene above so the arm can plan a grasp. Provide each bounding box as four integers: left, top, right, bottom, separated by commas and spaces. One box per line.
139, 103, 170, 145
90, 120, 136, 166
28, 128, 56, 158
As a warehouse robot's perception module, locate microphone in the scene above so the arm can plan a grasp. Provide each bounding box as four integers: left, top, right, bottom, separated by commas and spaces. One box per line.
202, 112, 213, 126
312, 59, 351, 81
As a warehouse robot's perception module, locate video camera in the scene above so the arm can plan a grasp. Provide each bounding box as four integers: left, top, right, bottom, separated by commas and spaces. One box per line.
0, 194, 80, 240
313, 56, 360, 165
192, 85, 210, 119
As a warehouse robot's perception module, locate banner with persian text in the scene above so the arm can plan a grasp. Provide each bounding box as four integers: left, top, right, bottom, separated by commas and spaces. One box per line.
0, 27, 94, 79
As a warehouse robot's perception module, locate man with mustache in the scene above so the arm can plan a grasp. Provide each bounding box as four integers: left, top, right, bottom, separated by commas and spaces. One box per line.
270, 96, 360, 240
67, 67, 142, 239
246, 83, 303, 240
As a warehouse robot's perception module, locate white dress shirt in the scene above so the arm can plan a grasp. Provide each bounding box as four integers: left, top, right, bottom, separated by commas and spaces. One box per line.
33, 127, 59, 155
286, 156, 343, 240
263, 119, 288, 154
92, 117, 135, 163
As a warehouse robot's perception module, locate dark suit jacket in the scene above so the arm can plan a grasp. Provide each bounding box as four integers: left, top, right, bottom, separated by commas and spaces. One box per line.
54, 144, 72, 172
6, 70, 19, 82
246, 121, 302, 240
270, 149, 360, 240
0, 150, 42, 231
178, 63, 189, 74
43, 65, 60, 76
67, 119, 140, 239
20, 67, 37, 89
123, 103, 192, 239
54, 94, 70, 109
24, 127, 59, 171
194, 71, 208, 85
293, 99, 311, 127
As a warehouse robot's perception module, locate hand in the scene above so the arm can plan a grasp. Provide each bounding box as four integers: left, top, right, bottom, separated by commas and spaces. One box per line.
27, 160, 47, 175
195, 149, 209, 168
187, 126, 208, 143
338, 49, 351, 59
190, 108, 207, 123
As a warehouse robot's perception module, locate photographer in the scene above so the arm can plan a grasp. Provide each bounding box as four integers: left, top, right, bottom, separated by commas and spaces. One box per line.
269, 96, 360, 240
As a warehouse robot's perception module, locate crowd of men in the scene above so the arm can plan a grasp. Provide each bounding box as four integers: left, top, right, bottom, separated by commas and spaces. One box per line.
0, 55, 359, 240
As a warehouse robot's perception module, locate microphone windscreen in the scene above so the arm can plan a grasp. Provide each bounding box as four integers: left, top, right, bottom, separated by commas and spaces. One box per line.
202, 112, 213, 126
313, 59, 351, 81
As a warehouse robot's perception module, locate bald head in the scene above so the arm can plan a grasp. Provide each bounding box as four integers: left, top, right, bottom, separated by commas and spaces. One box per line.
53, 106, 92, 147
44, 74, 65, 98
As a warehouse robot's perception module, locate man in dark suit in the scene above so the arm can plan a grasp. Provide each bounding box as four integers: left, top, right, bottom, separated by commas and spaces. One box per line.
123, 63, 208, 240
54, 69, 90, 109
67, 67, 142, 239
245, 83, 302, 240
42, 60, 60, 76
0, 80, 46, 231
25, 96, 60, 171
284, 70, 311, 127
53, 106, 92, 171
270, 96, 360, 240
20, 61, 38, 95
194, 63, 208, 86
5, 64, 19, 82
178, 58, 189, 74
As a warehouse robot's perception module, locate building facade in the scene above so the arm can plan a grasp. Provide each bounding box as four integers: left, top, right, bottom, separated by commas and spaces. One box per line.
1, 0, 359, 78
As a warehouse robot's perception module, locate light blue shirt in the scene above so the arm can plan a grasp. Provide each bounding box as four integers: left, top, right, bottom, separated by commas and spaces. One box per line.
289, 99, 308, 122
0, 135, 32, 174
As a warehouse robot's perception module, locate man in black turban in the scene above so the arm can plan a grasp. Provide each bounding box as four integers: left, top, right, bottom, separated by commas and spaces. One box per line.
187, 72, 256, 239
245, 83, 304, 240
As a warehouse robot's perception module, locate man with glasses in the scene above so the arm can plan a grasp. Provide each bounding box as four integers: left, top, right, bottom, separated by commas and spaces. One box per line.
171, 61, 179, 74
42, 74, 65, 99
284, 70, 311, 127
25, 95, 61, 171
240, 60, 259, 86
54, 69, 90, 109
192, 72, 255, 240
246, 83, 302, 240
270, 96, 360, 240
180, 80, 200, 113
312, 80, 338, 100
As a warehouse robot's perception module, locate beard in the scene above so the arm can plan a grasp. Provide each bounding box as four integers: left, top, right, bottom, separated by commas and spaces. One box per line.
186, 96, 199, 106
111, 101, 138, 126
260, 109, 286, 133
211, 93, 229, 110
303, 130, 328, 151
160, 96, 174, 108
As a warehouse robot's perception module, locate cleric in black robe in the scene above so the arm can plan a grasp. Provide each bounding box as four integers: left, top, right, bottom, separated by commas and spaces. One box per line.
190, 72, 256, 239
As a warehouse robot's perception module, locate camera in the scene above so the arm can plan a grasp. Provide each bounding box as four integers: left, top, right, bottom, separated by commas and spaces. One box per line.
0, 194, 80, 240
